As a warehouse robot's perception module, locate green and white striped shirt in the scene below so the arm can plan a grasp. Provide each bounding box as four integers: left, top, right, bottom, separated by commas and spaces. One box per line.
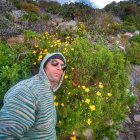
0, 52, 66, 139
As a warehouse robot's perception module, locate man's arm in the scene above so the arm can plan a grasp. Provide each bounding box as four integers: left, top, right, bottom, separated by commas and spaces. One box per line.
0, 88, 36, 139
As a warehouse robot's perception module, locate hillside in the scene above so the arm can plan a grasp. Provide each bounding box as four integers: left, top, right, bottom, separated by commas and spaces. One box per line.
0, 0, 140, 140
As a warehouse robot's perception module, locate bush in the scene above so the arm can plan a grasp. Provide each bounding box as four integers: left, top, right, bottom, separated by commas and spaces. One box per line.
130, 34, 140, 43
21, 3, 40, 15
125, 35, 140, 65
21, 12, 40, 22
44, 1, 61, 14
0, 28, 136, 139
125, 41, 140, 65
122, 24, 137, 33
0, 42, 34, 103
55, 37, 134, 140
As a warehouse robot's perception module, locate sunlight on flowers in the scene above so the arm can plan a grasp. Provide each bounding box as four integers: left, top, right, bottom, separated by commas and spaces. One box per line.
64, 75, 68, 79
87, 119, 92, 125
99, 82, 104, 88
85, 88, 90, 93
90, 105, 96, 111
107, 93, 112, 97
54, 95, 57, 100
85, 98, 90, 104
96, 91, 102, 96
82, 85, 86, 89
61, 103, 65, 107
71, 135, 76, 140
54, 102, 58, 107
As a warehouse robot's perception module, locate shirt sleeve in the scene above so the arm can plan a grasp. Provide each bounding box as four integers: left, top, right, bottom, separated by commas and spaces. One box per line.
0, 87, 37, 139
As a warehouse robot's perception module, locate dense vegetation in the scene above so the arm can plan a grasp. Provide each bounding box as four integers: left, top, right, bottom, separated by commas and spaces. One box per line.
0, 0, 140, 139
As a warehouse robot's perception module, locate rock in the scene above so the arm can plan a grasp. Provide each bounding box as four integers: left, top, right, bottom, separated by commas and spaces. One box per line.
124, 32, 133, 38
126, 117, 132, 123
118, 45, 125, 52
52, 17, 63, 25
10, 10, 26, 22
83, 128, 93, 140
102, 137, 110, 140
133, 30, 140, 35
134, 114, 140, 122
130, 65, 140, 87
58, 20, 77, 31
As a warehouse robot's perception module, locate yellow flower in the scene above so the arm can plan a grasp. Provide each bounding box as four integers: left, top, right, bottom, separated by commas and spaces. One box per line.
63, 48, 67, 51
87, 119, 92, 125
39, 51, 43, 55
99, 84, 104, 88
66, 36, 70, 40
71, 136, 76, 140
61, 103, 64, 107
37, 58, 42, 61
54, 95, 57, 100
99, 82, 103, 85
33, 62, 36, 65
44, 49, 48, 52
85, 88, 90, 93
32, 50, 36, 54
59, 120, 61, 124
107, 93, 112, 97
78, 85, 80, 88
64, 75, 68, 79
99, 82, 104, 88
85, 98, 90, 104
38, 55, 43, 59
71, 67, 74, 71
82, 86, 86, 89
54, 102, 58, 107
35, 45, 38, 48
96, 91, 102, 96
50, 45, 53, 48
90, 105, 96, 111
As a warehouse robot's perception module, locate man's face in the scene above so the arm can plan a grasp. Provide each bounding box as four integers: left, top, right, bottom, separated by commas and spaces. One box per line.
44, 59, 64, 86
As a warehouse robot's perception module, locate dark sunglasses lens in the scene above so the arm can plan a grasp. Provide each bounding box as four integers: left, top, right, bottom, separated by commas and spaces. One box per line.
50, 59, 59, 66
61, 65, 66, 70
50, 59, 66, 70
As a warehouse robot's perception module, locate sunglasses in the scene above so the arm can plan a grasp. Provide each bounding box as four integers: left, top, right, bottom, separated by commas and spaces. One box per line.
49, 59, 66, 71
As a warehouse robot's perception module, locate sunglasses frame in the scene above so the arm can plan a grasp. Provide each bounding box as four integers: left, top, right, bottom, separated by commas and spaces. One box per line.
49, 59, 66, 71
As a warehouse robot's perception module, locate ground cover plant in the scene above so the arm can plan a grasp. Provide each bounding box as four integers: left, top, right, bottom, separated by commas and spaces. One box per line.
0, 23, 136, 139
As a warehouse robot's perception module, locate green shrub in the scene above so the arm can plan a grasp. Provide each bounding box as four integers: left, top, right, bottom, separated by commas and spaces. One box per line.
130, 34, 140, 43
55, 36, 135, 139
0, 28, 136, 139
122, 24, 137, 33
125, 35, 140, 65
125, 41, 140, 65
21, 3, 40, 15
0, 42, 34, 103
10, 0, 23, 9
44, 1, 61, 14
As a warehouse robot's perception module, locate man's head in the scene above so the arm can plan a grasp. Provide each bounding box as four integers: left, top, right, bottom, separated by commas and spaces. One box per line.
43, 53, 66, 88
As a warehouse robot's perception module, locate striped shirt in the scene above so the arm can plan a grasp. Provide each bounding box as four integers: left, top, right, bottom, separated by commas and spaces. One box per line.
0, 52, 66, 139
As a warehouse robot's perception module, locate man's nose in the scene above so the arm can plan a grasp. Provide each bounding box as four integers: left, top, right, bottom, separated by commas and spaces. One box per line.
56, 64, 62, 70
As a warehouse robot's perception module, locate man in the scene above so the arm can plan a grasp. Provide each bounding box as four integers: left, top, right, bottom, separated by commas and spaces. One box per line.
0, 52, 66, 139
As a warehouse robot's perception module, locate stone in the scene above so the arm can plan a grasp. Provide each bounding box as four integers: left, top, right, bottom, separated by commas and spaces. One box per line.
10, 10, 26, 22
134, 114, 140, 122
133, 30, 140, 35
124, 32, 133, 38
83, 128, 93, 140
